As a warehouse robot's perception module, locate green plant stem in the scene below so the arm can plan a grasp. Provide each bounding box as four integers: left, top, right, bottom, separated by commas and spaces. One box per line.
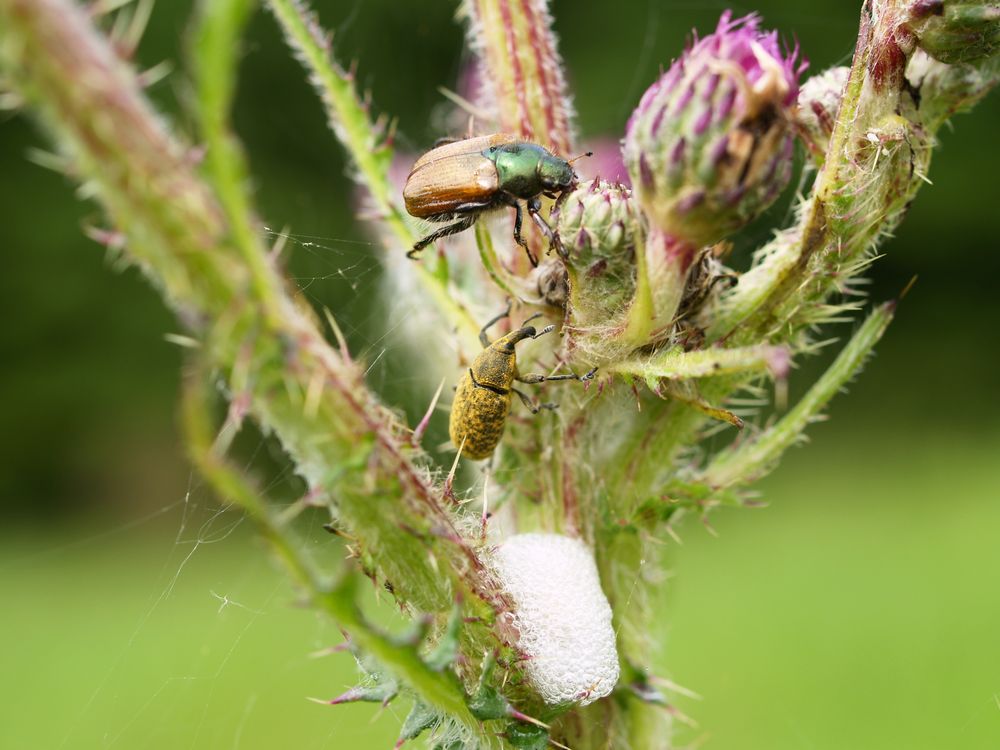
181, 365, 495, 744
463, 0, 575, 154
621, 229, 655, 346
264, 0, 481, 349
192, 0, 283, 325
181, 360, 323, 591
265, 0, 407, 243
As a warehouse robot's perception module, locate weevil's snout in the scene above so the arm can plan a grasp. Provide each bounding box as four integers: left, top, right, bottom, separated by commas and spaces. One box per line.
498, 325, 538, 352
514, 325, 537, 343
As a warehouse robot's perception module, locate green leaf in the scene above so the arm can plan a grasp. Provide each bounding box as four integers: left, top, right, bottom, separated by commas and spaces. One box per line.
704, 302, 895, 489
397, 700, 439, 745
505, 720, 550, 750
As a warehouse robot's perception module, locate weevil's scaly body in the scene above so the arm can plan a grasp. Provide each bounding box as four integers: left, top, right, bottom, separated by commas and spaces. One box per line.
449, 326, 535, 461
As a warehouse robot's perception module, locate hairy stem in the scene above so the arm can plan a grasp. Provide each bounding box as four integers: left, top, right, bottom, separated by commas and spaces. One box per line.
265, 0, 482, 348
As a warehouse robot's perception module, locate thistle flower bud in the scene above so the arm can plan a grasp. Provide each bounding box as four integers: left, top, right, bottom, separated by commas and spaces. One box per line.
557, 179, 637, 321
624, 11, 804, 248
795, 66, 850, 164
905, 1, 1000, 64
558, 180, 636, 257
491, 533, 619, 707
554, 179, 639, 359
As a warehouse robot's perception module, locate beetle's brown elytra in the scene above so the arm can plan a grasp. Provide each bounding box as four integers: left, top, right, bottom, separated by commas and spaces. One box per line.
404, 134, 518, 218
449, 306, 596, 461
403, 133, 579, 266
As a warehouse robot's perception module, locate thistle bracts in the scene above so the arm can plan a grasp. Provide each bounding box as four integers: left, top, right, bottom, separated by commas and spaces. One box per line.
794, 66, 850, 165
623, 12, 803, 344
904, 0, 1000, 64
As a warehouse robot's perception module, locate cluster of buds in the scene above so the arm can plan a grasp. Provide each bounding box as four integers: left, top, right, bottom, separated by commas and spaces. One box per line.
620, 11, 804, 343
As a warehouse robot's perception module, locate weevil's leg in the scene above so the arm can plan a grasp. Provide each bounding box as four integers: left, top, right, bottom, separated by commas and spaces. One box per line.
408, 215, 479, 258
479, 299, 514, 347
512, 387, 558, 414
501, 195, 538, 267
517, 366, 598, 385
520, 312, 544, 327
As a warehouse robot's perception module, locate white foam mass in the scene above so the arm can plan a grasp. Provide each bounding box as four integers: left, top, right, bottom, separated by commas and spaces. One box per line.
490, 533, 620, 706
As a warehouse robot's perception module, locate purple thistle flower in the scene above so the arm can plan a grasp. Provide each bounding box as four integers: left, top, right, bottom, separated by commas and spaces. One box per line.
623, 11, 806, 250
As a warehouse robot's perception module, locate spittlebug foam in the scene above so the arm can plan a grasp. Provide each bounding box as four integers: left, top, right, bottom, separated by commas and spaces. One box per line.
490, 532, 619, 706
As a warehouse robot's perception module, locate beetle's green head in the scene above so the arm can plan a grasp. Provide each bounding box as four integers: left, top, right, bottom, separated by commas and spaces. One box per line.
491, 143, 576, 198
537, 152, 575, 192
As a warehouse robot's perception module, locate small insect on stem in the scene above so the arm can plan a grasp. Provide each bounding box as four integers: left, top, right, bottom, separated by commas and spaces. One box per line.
403, 135, 585, 267
448, 302, 597, 460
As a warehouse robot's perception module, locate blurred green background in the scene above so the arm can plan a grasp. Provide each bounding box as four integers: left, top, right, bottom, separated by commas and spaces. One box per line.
1, 0, 998, 748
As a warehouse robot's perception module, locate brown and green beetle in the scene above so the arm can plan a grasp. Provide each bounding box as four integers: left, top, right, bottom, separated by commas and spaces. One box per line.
403, 134, 582, 266
450, 305, 596, 460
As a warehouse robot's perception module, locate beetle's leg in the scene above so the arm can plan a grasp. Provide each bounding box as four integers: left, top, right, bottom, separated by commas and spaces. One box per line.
517, 366, 598, 385
501, 196, 538, 268
527, 197, 556, 242
512, 387, 558, 414
409, 215, 479, 258
479, 299, 513, 348
528, 195, 568, 259
512, 201, 539, 268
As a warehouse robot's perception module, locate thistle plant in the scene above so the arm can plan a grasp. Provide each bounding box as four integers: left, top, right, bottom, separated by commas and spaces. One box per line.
1, 0, 997, 748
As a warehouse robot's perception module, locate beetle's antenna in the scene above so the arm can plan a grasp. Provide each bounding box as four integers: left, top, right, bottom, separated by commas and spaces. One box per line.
567, 150, 593, 165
